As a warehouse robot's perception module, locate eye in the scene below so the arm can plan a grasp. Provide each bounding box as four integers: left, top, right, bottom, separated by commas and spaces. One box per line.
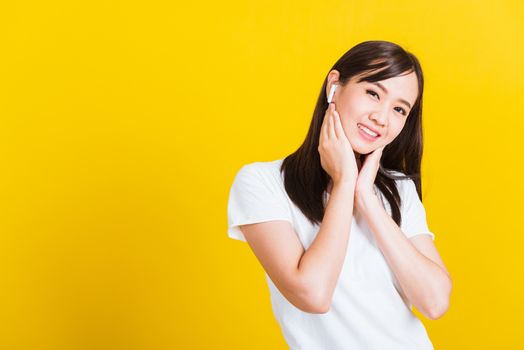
366, 89, 379, 99
394, 106, 407, 116
367, 88, 408, 115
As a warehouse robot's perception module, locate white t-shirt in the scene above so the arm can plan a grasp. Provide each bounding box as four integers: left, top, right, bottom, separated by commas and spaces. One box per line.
227, 158, 435, 350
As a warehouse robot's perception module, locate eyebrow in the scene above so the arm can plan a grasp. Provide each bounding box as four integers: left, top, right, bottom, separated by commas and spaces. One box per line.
371, 82, 412, 109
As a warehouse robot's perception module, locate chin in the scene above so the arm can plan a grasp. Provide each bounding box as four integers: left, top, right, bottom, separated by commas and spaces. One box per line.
348, 129, 386, 154
352, 142, 382, 156
349, 139, 372, 154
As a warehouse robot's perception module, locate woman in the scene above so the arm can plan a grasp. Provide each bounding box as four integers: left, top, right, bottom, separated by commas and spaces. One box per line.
227, 40, 452, 349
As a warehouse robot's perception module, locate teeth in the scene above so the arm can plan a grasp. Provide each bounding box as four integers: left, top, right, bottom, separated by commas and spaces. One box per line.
358, 124, 378, 137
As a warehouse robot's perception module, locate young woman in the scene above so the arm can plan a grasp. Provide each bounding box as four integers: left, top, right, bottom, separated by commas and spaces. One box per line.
227, 40, 452, 349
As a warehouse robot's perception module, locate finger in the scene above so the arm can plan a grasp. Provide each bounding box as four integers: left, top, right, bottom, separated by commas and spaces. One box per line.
371, 146, 385, 160
322, 104, 331, 128
320, 106, 330, 143
375, 146, 385, 166
326, 104, 334, 138
332, 110, 343, 140
328, 112, 336, 140
321, 111, 329, 141
364, 146, 385, 169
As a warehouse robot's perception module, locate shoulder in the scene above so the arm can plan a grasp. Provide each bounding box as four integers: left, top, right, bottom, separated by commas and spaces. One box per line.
234, 159, 285, 185
228, 159, 291, 217
227, 159, 292, 242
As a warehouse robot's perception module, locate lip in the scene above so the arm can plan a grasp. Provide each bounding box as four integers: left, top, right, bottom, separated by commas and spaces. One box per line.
358, 123, 381, 136
357, 123, 381, 142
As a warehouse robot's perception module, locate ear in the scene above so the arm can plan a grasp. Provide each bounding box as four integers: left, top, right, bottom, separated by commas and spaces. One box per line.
326, 70, 340, 100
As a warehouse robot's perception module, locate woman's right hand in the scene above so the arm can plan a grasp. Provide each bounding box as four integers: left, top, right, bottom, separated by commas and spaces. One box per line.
318, 103, 358, 186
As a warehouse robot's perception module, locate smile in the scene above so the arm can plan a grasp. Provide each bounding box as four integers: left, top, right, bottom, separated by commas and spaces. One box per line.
357, 123, 380, 139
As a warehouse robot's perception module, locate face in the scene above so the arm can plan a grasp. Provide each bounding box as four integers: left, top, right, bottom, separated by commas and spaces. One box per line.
326, 69, 419, 155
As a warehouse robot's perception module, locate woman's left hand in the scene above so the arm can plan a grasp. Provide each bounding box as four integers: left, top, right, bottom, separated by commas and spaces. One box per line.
354, 146, 385, 213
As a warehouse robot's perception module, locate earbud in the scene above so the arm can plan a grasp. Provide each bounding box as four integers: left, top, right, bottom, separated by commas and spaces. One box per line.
327, 84, 337, 103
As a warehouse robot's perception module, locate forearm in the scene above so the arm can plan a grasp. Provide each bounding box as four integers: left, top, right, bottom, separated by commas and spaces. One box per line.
359, 196, 451, 319
297, 182, 355, 309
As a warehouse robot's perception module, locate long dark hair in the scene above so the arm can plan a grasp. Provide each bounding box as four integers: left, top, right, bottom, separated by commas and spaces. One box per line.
281, 40, 425, 227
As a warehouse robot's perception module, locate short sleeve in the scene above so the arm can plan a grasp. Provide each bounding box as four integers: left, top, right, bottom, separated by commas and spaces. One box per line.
227, 164, 293, 242
399, 179, 435, 241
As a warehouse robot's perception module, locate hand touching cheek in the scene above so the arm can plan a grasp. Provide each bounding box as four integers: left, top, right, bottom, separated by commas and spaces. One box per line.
354, 146, 385, 213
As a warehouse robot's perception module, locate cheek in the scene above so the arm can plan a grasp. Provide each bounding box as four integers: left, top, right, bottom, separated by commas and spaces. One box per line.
340, 114, 354, 130
339, 119, 353, 139
338, 107, 361, 129
385, 122, 406, 142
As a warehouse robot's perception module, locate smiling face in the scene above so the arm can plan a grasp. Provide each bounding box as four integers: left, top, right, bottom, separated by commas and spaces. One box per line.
326, 69, 419, 155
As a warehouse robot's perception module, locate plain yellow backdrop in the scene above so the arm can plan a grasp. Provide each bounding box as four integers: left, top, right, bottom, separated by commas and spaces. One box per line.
0, 0, 523, 349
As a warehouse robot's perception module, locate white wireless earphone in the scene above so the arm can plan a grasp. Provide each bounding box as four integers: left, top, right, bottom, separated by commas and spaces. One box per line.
327, 84, 337, 103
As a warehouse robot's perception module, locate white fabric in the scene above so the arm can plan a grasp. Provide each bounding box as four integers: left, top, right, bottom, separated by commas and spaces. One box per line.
227, 159, 435, 350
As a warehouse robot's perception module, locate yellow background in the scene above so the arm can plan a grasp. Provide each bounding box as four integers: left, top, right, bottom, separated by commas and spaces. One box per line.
0, 0, 522, 349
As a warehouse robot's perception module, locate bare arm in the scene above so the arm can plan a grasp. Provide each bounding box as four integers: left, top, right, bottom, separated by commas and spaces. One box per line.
358, 195, 452, 319
240, 181, 354, 314
240, 100, 357, 313
296, 181, 354, 311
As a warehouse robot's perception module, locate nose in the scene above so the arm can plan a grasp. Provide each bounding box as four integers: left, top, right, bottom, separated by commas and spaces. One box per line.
370, 107, 388, 128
